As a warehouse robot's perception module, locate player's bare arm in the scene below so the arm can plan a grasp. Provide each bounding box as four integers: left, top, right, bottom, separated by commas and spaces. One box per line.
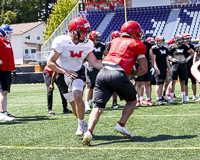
187, 48, 194, 59
103, 49, 108, 57
193, 52, 198, 64
149, 49, 154, 67
132, 56, 148, 77
86, 52, 104, 70
47, 49, 78, 80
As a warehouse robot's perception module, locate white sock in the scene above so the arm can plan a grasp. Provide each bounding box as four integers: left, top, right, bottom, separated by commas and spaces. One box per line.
181, 92, 185, 99
185, 96, 188, 100
157, 97, 160, 100
137, 97, 140, 101
140, 96, 144, 100
170, 93, 174, 100
193, 95, 197, 98
78, 119, 85, 124
147, 97, 151, 101
89, 99, 93, 103
85, 101, 89, 106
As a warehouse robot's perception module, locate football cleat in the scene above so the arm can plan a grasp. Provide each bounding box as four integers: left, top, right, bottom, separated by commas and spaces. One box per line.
146, 100, 155, 106
0, 113, 15, 121
156, 99, 165, 105
76, 120, 88, 136
82, 131, 93, 146
193, 96, 199, 101
136, 101, 141, 107
162, 96, 168, 104
169, 99, 174, 104
174, 94, 180, 99
85, 105, 91, 112
182, 98, 188, 103
140, 99, 146, 105
114, 123, 133, 138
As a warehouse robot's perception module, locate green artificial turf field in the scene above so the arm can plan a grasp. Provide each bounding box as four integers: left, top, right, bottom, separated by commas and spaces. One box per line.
0, 82, 199, 160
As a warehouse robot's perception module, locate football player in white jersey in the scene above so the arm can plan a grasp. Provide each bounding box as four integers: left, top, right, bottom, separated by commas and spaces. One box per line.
47, 17, 103, 136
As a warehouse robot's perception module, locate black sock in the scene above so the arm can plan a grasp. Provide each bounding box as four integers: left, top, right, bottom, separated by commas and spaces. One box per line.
163, 91, 166, 96
113, 99, 117, 106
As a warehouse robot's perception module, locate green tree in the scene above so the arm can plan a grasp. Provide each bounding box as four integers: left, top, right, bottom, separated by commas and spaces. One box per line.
0, 0, 57, 25
3, 11, 17, 24
43, 0, 77, 42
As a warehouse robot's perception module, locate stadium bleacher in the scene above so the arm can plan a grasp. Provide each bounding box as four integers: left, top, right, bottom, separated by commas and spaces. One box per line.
78, 4, 200, 44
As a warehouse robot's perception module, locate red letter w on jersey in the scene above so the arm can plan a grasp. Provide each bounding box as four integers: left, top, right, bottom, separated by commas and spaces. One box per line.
69, 51, 83, 58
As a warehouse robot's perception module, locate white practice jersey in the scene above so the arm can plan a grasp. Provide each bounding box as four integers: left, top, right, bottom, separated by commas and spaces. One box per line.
52, 35, 94, 71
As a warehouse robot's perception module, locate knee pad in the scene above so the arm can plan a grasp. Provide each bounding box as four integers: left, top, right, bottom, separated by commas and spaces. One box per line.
63, 92, 74, 102
72, 79, 84, 91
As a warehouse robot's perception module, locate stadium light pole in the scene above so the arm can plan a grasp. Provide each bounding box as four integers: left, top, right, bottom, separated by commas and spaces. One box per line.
124, 0, 127, 22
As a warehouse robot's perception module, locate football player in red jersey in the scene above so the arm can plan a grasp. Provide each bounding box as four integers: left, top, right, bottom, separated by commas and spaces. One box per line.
0, 25, 15, 121
47, 17, 103, 137
82, 21, 148, 145
105, 30, 124, 109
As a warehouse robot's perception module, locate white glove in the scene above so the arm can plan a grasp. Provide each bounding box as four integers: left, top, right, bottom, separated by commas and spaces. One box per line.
0, 60, 3, 65
150, 67, 155, 75
170, 58, 178, 63
83, 62, 93, 72
185, 56, 191, 63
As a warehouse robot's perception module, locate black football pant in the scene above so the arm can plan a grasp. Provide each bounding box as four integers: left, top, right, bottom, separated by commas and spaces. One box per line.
43, 69, 68, 111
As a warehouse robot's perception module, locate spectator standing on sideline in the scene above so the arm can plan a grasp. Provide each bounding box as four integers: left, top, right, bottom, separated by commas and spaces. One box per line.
47, 17, 103, 136
183, 33, 199, 101
82, 21, 147, 145
84, 31, 108, 111
43, 65, 72, 115
168, 34, 194, 103
0, 24, 15, 121
135, 37, 155, 106
105, 30, 124, 108
152, 35, 171, 105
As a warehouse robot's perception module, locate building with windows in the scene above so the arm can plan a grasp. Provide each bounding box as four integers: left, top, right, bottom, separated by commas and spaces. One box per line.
10, 22, 46, 64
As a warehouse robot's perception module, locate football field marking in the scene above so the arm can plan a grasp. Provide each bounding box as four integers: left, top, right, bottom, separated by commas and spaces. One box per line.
49, 114, 200, 119
1, 146, 200, 150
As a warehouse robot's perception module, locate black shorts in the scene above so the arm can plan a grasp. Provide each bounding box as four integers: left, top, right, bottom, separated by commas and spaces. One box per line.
135, 69, 153, 82
0, 71, 12, 92
93, 68, 137, 108
155, 70, 166, 85
170, 62, 187, 81
56, 67, 85, 94
185, 62, 196, 85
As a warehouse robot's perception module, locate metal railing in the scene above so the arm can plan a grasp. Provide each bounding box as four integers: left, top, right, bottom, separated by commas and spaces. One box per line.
41, 4, 79, 54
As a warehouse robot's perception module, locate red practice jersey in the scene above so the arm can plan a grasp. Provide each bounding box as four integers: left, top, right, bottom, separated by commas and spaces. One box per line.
102, 37, 146, 75
0, 36, 15, 71
45, 65, 53, 76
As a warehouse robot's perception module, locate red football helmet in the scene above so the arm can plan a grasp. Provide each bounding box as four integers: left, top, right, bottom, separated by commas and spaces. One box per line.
89, 31, 101, 43
175, 34, 184, 45
120, 21, 143, 39
155, 35, 165, 47
111, 31, 121, 40
167, 39, 175, 46
183, 33, 191, 44
146, 37, 155, 45
69, 17, 90, 40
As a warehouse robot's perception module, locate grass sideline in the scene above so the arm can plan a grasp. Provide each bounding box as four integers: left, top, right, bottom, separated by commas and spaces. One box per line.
0, 82, 199, 159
